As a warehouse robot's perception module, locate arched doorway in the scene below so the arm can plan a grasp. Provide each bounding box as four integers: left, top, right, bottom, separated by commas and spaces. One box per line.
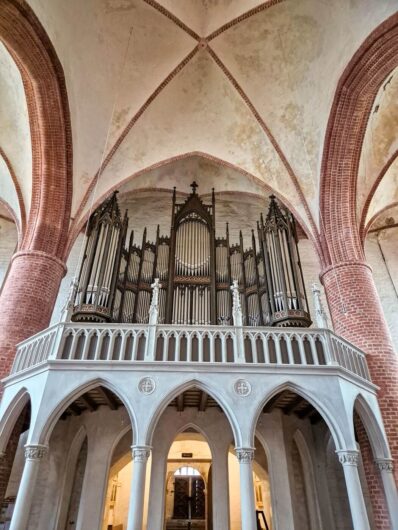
165, 432, 210, 529
147, 386, 235, 530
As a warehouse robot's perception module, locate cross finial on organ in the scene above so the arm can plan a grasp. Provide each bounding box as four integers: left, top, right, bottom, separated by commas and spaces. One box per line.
191, 181, 198, 195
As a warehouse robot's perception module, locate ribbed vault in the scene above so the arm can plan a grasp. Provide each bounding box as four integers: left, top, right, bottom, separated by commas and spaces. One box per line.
0, 0, 397, 261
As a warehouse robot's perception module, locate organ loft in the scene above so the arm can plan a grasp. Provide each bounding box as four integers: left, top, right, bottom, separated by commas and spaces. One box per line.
72, 183, 311, 328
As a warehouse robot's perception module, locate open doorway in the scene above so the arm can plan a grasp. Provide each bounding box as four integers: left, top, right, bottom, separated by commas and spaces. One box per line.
165, 431, 211, 530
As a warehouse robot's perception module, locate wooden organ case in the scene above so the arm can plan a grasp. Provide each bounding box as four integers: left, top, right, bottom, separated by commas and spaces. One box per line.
72, 183, 311, 327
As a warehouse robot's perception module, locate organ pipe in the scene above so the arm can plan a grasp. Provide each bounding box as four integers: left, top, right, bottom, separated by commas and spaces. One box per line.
73, 192, 127, 323
72, 184, 311, 327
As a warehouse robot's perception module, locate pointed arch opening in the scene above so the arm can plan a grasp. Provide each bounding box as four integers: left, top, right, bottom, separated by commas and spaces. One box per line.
145, 384, 237, 530
254, 385, 350, 530
147, 380, 240, 448
165, 428, 211, 527
0, 392, 31, 527
25, 382, 135, 530
352, 394, 392, 528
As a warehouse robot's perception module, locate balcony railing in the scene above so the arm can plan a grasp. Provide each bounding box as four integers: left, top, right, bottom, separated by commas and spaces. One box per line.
10, 322, 371, 382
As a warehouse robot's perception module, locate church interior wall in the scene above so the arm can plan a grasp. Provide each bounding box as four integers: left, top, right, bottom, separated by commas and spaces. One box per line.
0, 217, 17, 290
365, 227, 398, 352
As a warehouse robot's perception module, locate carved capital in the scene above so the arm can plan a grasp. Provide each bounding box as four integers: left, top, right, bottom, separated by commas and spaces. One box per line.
132, 445, 151, 463
338, 450, 359, 466
236, 447, 255, 464
24, 444, 48, 460
375, 458, 394, 472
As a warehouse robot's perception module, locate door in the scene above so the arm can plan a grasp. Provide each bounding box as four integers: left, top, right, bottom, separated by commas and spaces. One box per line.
173, 477, 206, 520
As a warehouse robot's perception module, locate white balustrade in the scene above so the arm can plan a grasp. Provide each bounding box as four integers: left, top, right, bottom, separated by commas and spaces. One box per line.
11, 322, 371, 382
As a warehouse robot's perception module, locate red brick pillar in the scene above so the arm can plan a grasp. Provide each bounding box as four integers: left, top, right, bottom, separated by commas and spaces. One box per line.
0, 250, 66, 381
321, 260, 398, 485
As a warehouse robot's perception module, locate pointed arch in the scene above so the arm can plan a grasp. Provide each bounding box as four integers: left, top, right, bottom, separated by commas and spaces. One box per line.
146, 378, 241, 447
0, 0, 72, 257
353, 394, 390, 459
171, 422, 212, 450
320, 12, 398, 265
37, 378, 137, 446
67, 151, 318, 258
251, 381, 345, 451
0, 387, 30, 453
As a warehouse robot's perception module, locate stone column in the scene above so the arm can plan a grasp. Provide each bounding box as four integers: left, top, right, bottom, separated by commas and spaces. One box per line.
375, 459, 398, 530
9, 444, 48, 530
212, 444, 230, 530
337, 450, 371, 530
127, 445, 151, 530
146, 447, 167, 530
0, 251, 66, 381
322, 262, 398, 483
236, 448, 257, 530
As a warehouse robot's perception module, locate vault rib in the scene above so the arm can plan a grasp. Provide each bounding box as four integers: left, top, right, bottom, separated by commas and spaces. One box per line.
207, 45, 320, 253
207, 0, 286, 42
142, 0, 201, 41
73, 45, 200, 227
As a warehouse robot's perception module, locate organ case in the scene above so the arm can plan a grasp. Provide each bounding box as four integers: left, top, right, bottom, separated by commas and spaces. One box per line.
72, 183, 311, 327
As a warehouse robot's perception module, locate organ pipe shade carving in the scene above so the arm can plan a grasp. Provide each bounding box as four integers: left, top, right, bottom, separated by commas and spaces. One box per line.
72, 184, 311, 327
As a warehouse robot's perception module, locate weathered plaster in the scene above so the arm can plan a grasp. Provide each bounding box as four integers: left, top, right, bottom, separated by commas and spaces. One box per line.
0, 42, 31, 218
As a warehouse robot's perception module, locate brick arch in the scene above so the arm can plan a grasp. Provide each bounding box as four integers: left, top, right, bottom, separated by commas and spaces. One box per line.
320, 12, 398, 266
68, 151, 320, 259
0, 0, 72, 258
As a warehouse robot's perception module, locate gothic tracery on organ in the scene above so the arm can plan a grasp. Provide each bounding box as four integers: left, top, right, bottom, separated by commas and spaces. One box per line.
72, 183, 311, 327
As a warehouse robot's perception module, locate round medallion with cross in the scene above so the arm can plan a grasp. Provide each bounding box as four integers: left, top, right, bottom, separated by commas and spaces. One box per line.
234, 379, 252, 397
138, 377, 156, 395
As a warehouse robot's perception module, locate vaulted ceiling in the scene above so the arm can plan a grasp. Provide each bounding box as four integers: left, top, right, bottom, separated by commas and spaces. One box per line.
0, 0, 397, 247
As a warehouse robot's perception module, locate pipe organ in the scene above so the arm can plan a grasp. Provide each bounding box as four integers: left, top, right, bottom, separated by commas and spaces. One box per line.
72, 183, 311, 327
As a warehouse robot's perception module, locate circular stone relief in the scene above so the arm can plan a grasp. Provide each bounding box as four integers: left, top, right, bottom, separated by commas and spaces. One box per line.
138, 377, 156, 395
234, 379, 252, 397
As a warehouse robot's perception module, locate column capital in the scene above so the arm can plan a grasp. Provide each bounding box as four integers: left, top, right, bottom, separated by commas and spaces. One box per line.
12, 250, 67, 274
320, 260, 372, 280
24, 444, 48, 460
375, 458, 394, 472
131, 445, 151, 463
337, 449, 360, 466
235, 447, 255, 464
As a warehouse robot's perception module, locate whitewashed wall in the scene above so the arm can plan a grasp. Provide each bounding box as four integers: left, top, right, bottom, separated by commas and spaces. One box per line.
0, 217, 17, 290
365, 228, 398, 352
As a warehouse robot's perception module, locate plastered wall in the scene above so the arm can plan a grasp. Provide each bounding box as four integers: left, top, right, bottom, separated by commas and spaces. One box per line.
365, 228, 398, 352
0, 217, 17, 290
